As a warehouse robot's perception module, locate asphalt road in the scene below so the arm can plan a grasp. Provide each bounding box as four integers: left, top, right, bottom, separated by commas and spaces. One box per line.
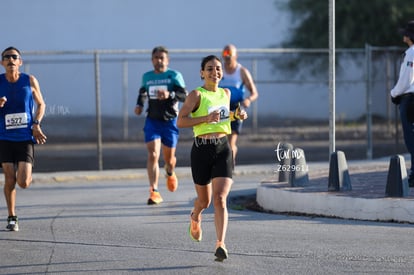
1, 173, 414, 274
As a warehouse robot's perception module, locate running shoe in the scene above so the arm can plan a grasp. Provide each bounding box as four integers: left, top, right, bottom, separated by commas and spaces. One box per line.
6, 216, 19, 232
214, 242, 228, 262
189, 212, 202, 242
147, 190, 163, 205
165, 165, 178, 192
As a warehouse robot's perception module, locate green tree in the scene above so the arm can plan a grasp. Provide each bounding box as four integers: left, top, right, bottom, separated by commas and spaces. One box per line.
278, 0, 414, 48
273, 0, 414, 77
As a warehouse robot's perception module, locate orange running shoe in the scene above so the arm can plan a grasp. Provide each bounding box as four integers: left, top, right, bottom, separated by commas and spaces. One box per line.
214, 241, 228, 262
165, 165, 178, 192
147, 189, 163, 205
189, 212, 202, 242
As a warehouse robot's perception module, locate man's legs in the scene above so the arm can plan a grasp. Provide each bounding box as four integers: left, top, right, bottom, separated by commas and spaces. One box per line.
228, 119, 242, 168
146, 139, 161, 191
399, 97, 414, 183
3, 161, 32, 216
228, 132, 238, 167
162, 145, 178, 192
3, 161, 32, 231
3, 163, 17, 217
162, 145, 176, 175
161, 120, 179, 192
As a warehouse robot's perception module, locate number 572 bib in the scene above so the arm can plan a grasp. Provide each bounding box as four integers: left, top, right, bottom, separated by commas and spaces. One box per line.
5, 112, 28, 130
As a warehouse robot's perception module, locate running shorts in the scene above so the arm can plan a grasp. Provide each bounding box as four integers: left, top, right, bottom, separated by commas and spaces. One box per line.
143, 117, 179, 148
0, 140, 34, 165
231, 119, 243, 135
190, 136, 233, 185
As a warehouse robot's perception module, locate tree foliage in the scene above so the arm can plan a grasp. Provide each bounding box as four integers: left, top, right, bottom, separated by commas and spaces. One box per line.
272, 0, 414, 77
278, 0, 414, 48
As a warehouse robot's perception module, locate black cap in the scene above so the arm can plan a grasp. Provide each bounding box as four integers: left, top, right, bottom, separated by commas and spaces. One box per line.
399, 20, 414, 39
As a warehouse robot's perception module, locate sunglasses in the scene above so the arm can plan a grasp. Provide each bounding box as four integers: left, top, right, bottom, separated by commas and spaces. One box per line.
222, 49, 234, 57
2, 54, 20, 61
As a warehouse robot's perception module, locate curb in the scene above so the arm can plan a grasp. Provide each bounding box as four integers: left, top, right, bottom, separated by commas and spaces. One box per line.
257, 183, 414, 223
256, 156, 414, 223
28, 164, 277, 184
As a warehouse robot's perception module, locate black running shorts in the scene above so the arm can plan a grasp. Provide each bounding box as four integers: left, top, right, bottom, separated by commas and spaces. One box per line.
190, 136, 233, 185
0, 140, 34, 165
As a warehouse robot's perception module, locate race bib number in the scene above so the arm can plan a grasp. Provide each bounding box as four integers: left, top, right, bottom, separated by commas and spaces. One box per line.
208, 105, 229, 123
5, 112, 28, 129
148, 85, 168, 99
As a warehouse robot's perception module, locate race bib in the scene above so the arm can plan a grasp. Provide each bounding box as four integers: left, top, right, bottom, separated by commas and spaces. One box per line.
148, 85, 168, 99
5, 112, 28, 129
208, 105, 229, 124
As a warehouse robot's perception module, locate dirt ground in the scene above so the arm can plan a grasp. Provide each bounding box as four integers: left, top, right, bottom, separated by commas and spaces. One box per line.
33, 116, 408, 172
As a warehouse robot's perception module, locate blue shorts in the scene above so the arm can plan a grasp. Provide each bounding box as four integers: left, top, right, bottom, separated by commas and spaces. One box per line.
231, 119, 243, 135
143, 117, 179, 148
230, 102, 243, 135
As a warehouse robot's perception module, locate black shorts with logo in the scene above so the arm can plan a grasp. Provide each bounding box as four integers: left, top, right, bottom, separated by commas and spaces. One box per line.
190, 136, 233, 185
0, 140, 34, 165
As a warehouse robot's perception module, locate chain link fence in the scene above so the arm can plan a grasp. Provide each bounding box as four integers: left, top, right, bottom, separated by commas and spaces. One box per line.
19, 47, 406, 170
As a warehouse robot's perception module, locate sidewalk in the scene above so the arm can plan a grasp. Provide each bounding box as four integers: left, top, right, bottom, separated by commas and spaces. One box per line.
27, 155, 414, 224
257, 156, 414, 224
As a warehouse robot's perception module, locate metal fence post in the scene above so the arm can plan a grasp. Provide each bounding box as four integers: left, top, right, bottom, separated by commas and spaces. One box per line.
251, 58, 258, 134
328, 0, 336, 156
393, 51, 401, 153
122, 60, 129, 140
365, 44, 373, 160
94, 52, 103, 170
385, 51, 392, 132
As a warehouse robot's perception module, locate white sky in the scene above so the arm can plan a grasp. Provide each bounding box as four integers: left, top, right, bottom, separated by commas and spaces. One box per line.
1, 0, 288, 51
3, 0, 334, 118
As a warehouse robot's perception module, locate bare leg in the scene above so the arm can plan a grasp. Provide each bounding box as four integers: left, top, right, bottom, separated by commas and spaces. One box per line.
3, 163, 17, 217
212, 177, 233, 244
162, 144, 176, 175
3, 161, 32, 217
192, 183, 211, 220
146, 139, 161, 191
16, 161, 32, 189
228, 132, 238, 167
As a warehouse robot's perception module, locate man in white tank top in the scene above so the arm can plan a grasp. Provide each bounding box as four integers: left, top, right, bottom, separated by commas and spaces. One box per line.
219, 44, 258, 167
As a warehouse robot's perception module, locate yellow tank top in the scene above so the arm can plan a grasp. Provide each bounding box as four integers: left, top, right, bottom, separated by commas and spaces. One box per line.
192, 87, 231, 137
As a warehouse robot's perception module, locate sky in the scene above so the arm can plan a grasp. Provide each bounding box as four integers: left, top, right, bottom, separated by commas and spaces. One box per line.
0, 0, 304, 118
1, 0, 288, 51
0, 1, 377, 121
2, 0, 364, 120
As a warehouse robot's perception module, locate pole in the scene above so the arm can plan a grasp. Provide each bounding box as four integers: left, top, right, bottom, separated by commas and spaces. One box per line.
329, 0, 336, 155
122, 60, 129, 140
365, 44, 373, 159
251, 58, 258, 134
94, 52, 103, 170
